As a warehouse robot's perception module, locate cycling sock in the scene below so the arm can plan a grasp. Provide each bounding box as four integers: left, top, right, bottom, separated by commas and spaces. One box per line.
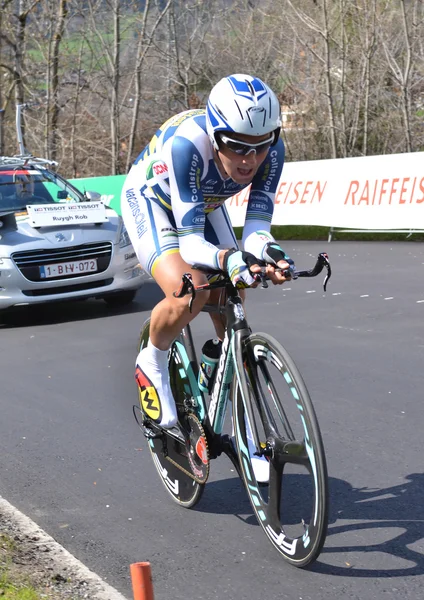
230, 405, 269, 484
135, 341, 178, 428
246, 424, 270, 484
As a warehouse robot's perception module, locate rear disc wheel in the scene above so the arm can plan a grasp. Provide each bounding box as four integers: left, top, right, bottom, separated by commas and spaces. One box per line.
135, 320, 206, 508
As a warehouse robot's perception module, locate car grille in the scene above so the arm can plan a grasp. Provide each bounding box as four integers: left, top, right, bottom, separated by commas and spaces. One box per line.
22, 278, 114, 296
11, 242, 113, 282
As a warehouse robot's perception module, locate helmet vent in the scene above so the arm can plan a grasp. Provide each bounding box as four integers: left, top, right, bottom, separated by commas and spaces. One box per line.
234, 100, 244, 120
215, 105, 227, 122
246, 79, 255, 96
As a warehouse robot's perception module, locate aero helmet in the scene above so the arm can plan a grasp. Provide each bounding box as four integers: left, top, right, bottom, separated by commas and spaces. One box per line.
206, 74, 282, 150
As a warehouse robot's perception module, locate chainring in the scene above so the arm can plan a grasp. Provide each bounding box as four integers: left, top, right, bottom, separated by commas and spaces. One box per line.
183, 413, 210, 484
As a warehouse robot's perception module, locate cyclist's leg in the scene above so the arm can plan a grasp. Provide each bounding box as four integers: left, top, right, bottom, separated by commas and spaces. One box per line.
122, 188, 211, 428
204, 205, 239, 339
206, 205, 268, 479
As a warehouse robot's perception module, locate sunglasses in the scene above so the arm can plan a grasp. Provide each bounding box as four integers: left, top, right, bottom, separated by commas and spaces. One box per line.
218, 132, 274, 156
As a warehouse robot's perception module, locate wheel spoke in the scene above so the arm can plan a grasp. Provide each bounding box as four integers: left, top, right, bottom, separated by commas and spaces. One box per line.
267, 461, 283, 524
233, 332, 328, 567
259, 359, 296, 440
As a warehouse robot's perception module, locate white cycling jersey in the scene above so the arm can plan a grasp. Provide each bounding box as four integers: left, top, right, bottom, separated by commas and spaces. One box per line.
121, 109, 285, 276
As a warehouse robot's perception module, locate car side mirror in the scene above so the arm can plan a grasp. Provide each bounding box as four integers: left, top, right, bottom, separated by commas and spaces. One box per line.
85, 190, 102, 202
57, 190, 68, 199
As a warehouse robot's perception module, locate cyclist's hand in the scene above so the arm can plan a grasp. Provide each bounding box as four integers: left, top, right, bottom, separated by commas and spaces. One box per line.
263, 243, 295, 285
223, 249, 261, 289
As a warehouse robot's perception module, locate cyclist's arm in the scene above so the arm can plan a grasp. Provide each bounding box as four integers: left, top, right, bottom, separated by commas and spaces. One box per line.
242, 137, 285, 261
165, 135, 222, 270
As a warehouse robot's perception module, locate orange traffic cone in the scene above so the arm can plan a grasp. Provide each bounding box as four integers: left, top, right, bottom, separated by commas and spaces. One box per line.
130, 562, 154, 600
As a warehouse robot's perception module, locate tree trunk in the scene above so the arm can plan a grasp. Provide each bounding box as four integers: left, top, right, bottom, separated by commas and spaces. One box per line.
50, 0, 68, 162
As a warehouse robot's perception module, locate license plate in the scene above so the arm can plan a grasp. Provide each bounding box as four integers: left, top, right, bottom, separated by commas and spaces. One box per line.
40, 259, 98, 278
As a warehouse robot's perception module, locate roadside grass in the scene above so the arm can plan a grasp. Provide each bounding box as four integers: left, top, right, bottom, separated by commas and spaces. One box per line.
0, 535, 39, 599
0, 533, 75, 600
233, 225, 424, 242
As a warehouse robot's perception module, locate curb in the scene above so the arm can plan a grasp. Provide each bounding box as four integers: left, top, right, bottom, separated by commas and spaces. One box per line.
0, 495, 130, 600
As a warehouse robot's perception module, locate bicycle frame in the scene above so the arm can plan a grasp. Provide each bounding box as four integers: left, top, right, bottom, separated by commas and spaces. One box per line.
174, 282, 251, 464
172, 252, 331, 462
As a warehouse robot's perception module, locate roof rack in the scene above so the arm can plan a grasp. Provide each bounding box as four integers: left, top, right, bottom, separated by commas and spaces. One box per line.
0, 103, 58, 169
0, 155, 58, 168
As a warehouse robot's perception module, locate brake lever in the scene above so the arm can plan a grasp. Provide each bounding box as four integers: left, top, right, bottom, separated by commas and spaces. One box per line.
257, 271, 268, 289
322, 257, 332, 292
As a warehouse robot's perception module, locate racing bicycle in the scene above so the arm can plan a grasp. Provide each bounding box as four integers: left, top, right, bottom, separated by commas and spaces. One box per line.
134, 252, 331, 567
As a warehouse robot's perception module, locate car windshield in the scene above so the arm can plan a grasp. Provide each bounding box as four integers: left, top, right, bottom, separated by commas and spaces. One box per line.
0, 167, 83, 212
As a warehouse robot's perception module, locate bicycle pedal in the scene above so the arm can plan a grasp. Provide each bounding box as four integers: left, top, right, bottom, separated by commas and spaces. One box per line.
142, 421, 163, 440
183, 397, 197, 410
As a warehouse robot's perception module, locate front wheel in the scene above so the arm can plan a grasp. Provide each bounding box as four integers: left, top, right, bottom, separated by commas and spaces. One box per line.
232, 332, 329, 567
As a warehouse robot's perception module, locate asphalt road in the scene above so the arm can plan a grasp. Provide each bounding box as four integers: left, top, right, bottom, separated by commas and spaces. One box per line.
1, 241, 423, 600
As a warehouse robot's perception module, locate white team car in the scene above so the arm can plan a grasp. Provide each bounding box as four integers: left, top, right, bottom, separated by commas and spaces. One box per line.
0, 107, 145, 310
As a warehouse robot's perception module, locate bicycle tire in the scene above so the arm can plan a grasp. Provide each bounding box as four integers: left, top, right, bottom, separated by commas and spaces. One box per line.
232, 332, 328, 567
136, 319, 205, 508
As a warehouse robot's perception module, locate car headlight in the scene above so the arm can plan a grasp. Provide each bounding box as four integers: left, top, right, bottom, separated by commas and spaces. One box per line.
119, 222, 132, 248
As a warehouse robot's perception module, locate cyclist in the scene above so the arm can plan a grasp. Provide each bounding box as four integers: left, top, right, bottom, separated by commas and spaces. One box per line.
121, 74, 294, 477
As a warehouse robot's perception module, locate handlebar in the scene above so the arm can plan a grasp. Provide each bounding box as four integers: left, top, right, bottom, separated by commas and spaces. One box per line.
173, 252, 332, 310
258, 251, 331, 291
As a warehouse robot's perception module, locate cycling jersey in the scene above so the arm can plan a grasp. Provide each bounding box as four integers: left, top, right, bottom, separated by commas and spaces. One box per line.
121, 109, 285, 276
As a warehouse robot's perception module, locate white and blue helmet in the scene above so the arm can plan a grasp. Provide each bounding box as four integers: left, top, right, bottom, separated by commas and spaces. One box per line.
206, 74, 282, 150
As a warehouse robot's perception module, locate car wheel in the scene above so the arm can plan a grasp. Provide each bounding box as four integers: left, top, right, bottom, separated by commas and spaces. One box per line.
103, 290, 137, 307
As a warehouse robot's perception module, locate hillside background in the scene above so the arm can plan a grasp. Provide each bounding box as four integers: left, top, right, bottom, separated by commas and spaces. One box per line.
0, 0, 423, 179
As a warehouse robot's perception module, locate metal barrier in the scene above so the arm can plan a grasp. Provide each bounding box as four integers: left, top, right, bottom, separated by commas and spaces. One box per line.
327, 227, 423, 242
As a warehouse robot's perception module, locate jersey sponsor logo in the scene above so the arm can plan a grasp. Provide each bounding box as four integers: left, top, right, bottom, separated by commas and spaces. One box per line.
250, 202, 268, 211
135, 366, 162, 422
204, 196, 224, 203
182, 205, 205, 227
262, 149, 279, 192
204, 204, 222, 214
125, 188, 147, 238
163, 108, 204, 130
161, 227, 177, 238
249, 191, 270, 209
153, 163, 168, 176
204, 196, 226, 213
224, 180, 241, 191
146, 160, 169, 181
189, 153, 200, 202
